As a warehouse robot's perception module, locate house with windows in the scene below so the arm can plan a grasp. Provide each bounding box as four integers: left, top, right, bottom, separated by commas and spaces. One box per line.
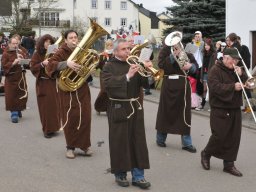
10, 0, 140, 38
226, 0, 256, 69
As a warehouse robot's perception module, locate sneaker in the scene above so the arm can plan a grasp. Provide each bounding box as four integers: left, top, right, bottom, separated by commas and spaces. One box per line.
195, 106, 204, 111
182, 145, 197, 153
132, 179, 151, 189
84, 148, 93, 156
66, 149, 75, 159
156, 141, 166, 147
11, 116, 18, 123
115, 176, 129, 187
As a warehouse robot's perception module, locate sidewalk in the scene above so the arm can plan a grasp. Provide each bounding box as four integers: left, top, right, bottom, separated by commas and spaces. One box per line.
90, 76, 256, 130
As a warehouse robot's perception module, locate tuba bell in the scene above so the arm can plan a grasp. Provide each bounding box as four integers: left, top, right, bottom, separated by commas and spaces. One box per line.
58, 18, 109, 92
165, 31, 190, 69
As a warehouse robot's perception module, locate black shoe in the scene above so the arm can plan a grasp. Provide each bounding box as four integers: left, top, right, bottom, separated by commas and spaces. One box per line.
44, 132, 54, 139
156, 141, 166, 147
115, 176, 129, 187
182, 145, 197, 153
201, 150, 210, 170
18, 111, 22, 118
223, 166, 243, 177
145, 92, 152, 95
132, 179, 151, 189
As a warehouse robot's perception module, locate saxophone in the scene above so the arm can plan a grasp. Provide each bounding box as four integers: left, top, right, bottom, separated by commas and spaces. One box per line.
58, 18, 109, 92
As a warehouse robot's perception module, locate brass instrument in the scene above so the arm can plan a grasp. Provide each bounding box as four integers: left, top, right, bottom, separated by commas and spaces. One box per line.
165, 31, 190, 69
126, 55, 163, 81
58, 18, 109, 92
130, 34, 156, 56
232, 47, 256, 123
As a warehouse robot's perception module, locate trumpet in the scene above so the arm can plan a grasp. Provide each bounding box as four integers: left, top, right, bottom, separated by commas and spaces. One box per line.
126, 55, 163, 81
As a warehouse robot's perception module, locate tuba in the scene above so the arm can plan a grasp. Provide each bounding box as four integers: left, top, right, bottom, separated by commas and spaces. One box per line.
165, 31, 189, 69
58, 18, 109, 92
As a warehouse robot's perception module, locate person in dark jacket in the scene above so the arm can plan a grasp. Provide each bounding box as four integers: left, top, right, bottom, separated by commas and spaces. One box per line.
201, 48, 248, 177
155, 32, 198, 153
102, 38, 151, 189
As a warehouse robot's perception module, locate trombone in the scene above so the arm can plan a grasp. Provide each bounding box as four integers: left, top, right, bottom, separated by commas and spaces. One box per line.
233, 47, 256, 123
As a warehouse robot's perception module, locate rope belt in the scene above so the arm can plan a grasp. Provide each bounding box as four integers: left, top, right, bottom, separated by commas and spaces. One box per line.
109, 97, 142, 119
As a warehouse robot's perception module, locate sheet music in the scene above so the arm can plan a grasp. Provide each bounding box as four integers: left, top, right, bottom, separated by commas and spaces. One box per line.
139, 47, 153, 62
19, 59, 31, 65
46, 44, 58, 55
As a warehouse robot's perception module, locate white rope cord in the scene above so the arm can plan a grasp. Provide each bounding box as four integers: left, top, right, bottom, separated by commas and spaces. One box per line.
75, 90, 82, 130
109, 97, 142, 119
18, 72, 28, 99
183, 77, 191, 127
61, 92, 72, 130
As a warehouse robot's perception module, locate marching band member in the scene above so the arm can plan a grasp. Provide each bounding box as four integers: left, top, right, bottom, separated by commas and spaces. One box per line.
102, 38, 151, 189
155, 32, 198, 153
46, 30, 92, 159
1, 37, 29, 123
30, 34, 61, 138
94, 39, 114, 114
201, 48, 247, 177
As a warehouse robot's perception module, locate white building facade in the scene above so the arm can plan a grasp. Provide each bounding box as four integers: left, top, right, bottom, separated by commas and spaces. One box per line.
24, 0, 139, 38
226, 0, 256, 69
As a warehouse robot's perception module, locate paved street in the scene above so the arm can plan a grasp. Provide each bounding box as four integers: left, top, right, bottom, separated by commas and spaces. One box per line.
0, 72, 256, 192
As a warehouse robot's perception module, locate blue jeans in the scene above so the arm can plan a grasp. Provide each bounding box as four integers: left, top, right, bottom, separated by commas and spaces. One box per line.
115, 168, 144, 182
156, 131, 193, 147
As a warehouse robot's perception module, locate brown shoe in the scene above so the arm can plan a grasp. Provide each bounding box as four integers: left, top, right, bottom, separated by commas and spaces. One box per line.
223, 166, 243, 177
201, 150, 210, 170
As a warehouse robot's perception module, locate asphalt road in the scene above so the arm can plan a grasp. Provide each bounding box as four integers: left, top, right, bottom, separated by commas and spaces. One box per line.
0, 72, 255, 192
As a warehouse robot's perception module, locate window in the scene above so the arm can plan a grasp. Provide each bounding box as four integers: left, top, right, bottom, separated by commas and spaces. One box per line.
91, 0, 97, 9
105, 18, 111, 26
40, 12, 60, 27
120, 1, 127, 10
105, 1, 111, 9
120, 18, 127, 26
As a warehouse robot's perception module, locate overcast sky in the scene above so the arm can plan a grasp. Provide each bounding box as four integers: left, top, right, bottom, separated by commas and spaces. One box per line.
132, 0, 175, 14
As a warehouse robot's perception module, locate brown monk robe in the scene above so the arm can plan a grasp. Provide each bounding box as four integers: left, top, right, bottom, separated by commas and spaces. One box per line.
201, 48, 247, 177
46, 30, 91, 158
1, 38, 28, 122
30, 34, 61, 138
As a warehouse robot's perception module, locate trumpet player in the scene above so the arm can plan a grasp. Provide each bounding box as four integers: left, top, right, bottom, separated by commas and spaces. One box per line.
1, 37, 29, 123
46, 30, 92, 159
101, 38, 151, 189
155, 32, 198, 153
201, 48, 248, 177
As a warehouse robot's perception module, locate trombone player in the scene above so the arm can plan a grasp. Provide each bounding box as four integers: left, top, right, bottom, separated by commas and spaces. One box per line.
155, 31, 198, 153
201, 48, 249, 177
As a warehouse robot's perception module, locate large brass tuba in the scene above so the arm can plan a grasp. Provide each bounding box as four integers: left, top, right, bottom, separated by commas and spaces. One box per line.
58, 18, 109, 92
165, 31, 190, 69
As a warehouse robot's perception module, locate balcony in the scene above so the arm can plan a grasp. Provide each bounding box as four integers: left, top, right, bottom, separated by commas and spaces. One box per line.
28, 19, 70, 28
